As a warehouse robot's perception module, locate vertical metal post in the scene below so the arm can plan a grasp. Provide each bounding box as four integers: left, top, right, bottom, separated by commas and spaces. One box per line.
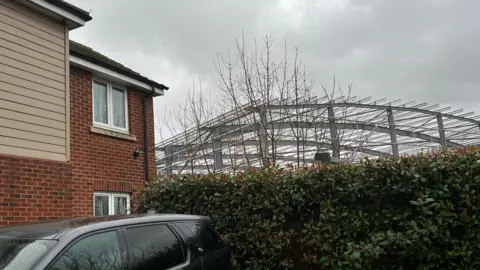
212, 128, 224, 171
327, 106, 340, 159
164, 144, 173, 175
437, 114, 447, 150
259, 107, 270, 165
387, 108, 399, 157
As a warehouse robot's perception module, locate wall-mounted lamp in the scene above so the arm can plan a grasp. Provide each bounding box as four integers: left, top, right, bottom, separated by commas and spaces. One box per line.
134, 148, 144, 159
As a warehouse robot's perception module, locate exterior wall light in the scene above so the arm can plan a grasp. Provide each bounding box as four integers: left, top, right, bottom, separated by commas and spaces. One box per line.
134, 148, 144, 159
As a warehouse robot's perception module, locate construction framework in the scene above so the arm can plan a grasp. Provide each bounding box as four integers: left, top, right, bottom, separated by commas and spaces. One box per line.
156, 95, 480, 175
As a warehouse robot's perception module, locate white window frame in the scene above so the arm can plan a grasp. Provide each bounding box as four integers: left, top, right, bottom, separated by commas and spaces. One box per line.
92, 79, 129, 133
93, 192, 131, 216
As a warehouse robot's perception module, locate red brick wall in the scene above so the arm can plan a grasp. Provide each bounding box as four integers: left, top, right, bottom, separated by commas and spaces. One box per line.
0, 66, 156, 225
69, 66, 155, 217
0, 154, 72, 226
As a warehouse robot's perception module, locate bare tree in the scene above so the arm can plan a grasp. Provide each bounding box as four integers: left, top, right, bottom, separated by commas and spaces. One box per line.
156, 79, 218, 175
215, 34, 299, 167
156, 33, 379, 175
286, 47, 314, 167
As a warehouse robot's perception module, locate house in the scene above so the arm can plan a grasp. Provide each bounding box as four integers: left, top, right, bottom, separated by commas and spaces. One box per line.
0, 0, 168, 225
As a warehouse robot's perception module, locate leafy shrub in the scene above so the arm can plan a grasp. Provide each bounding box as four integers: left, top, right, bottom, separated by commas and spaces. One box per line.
136, 148, 480, 269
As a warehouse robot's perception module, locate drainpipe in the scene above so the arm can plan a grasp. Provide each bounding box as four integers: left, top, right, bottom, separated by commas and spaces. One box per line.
142, 86, 155, 188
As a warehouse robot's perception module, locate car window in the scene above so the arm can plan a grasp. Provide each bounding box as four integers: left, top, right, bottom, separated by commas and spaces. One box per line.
125, 224, 185, 270
48, 231, 122, 270
176, 222, 224, 253
0, 237, 56, 270
174, 223, 202, 258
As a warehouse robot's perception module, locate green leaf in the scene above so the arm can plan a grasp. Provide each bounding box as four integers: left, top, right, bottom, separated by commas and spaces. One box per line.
136, 148, 480, 269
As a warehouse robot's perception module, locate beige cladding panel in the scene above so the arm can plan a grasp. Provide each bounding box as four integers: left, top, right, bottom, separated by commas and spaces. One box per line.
0, 115, 65, 137
0, 2, 64, 37
0, 0, 64, 32
0, 0, 68, 161
0, 45, 65, 75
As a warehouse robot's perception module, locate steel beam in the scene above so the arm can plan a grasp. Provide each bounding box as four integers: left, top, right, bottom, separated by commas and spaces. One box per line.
157, 140, 393, 165
167, 165, 262, 171
169, 165, 212, 171
159, 153, 301, 163
262, 103, 480, 125
211, 122, 463, 148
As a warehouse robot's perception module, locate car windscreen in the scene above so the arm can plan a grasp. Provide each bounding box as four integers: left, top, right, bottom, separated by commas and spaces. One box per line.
0, 233, 57, 270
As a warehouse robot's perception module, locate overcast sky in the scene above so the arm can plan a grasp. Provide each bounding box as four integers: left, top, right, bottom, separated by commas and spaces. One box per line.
68, 0, 480, 141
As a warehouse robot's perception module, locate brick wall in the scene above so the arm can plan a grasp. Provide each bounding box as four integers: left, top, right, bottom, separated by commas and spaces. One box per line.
69, 66, 155, 217
0, 66, 156, 225
0, 154, 72, 226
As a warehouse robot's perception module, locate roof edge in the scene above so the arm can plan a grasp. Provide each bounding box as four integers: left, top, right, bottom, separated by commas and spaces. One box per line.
45, 0, 92, 21
25, 0, 91, 29
70, 50, 169, 91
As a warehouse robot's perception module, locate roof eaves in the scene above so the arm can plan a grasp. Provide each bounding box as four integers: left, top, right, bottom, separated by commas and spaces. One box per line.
46, 0, 92, 21
69, 41, 169, 91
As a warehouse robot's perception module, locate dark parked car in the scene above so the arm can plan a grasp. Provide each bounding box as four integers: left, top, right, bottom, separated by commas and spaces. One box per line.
0, 214, 233, 270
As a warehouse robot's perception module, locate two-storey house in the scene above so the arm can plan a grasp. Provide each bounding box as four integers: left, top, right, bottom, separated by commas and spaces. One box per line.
0, 0, 168, 225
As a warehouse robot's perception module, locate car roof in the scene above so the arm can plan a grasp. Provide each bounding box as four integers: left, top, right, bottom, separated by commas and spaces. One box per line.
0, 214, 208, 240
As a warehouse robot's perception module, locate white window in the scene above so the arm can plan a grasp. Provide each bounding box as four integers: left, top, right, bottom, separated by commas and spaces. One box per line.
93, 192, 130, 216
93, 80, 128, 132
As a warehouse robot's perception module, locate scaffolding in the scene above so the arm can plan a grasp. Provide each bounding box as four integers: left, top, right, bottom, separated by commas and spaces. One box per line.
156, 95, 480, 175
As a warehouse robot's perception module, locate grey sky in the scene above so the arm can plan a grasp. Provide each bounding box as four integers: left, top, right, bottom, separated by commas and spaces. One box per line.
68, 0, 480, 141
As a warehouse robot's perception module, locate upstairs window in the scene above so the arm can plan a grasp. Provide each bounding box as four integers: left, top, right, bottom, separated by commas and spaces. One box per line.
93, 80, 128, 132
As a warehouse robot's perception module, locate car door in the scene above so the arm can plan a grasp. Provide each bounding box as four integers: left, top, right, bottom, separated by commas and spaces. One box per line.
123, 223, 198, 270
46, 229, 127, 270
174, 221, 232, 270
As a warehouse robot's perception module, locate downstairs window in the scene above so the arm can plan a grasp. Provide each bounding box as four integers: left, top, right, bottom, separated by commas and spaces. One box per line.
93, 192, 130, 216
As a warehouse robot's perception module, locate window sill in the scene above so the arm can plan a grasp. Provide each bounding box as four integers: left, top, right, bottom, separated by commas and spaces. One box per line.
90, 126, 137, 141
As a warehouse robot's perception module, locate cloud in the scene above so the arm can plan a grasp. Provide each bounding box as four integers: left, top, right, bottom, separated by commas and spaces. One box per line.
68, 0, 480, 139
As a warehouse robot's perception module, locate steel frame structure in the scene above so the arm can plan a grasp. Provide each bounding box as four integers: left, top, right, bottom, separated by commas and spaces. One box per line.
156, 95, 480, 175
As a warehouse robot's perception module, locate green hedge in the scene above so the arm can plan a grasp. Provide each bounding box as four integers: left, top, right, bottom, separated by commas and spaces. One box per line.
137, 149, 480, 269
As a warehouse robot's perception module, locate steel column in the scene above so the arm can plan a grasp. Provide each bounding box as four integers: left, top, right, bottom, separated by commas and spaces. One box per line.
259, 107, 270, 165
437, 114, 447, 150
387, 108, 399, 156
164, 144, 173, 175
327, 106, 340, 158
212, 128, 224, 171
